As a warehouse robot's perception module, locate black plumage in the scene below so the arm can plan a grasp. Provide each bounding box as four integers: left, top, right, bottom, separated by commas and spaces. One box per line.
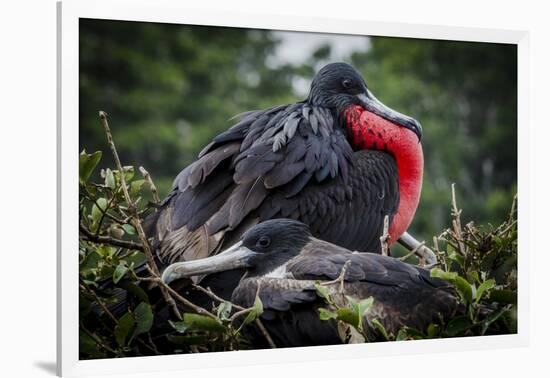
145, 62, 422, 301
162, 219, 461, 348
149, 99, 397, 259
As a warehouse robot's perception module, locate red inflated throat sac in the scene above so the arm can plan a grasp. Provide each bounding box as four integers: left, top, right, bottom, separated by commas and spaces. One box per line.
344, 105, 424, 245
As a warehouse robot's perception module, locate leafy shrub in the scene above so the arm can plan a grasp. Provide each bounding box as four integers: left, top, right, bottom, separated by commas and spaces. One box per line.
313, 187, 517, 341
78, 117, 517, 358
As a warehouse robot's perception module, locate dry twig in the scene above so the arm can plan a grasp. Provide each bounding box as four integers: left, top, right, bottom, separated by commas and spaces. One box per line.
192, 285, 276, 348
450, 183, 466, 256
380, 215, 390, 256
139, 166, 161, 204
79, 223, 144, 251
322, 259, 352, 293
398, 240, 426, 262
99, 111, 181, 320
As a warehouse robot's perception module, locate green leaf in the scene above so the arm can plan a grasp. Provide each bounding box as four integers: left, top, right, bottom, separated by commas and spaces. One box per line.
90, 198, 108, 224
431, 268, 473, 303
216, 301, 232, 321
396, 328, 408, 341
79, 150, 102, 184
109, 225, 124, 239
475, 279, 496, 303
121, 224, 135, 235
318, 308, 338, 321
168, 320, 189, 334
133, 302, 153, 337
122, 166, 135, 182
447, 251, 465, 267
114, 312, 135, 347
446, 316, 474, 337
112, 264, 128, 284
183, 313, 226, 332
371, 318, 389, 340
314, 282, 332, 304
242, 294, 264, 326
105, 168, 116, 189
130, 179, 146, 196
481, 307, 509, 334
454, 276, 474, 303
467, 271, 481, 284
430, 268, 458, 282
125, 251, 146, 267
80, 251, 101, 271
79, 330, 104, 358
117, 280, 149, 303
336, 307, 360, 330
96, 244, 116, 259
357, 297, 374, 317
396, 327, 425, 340
427, 323, 439, 338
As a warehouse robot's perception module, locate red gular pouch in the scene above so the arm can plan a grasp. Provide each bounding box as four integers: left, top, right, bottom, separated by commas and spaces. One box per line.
344, 105, 424, 245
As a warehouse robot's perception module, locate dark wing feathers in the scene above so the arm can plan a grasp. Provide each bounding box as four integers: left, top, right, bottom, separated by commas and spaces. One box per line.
283, 243, 460, 334
149, 102, 399, 270
171, 169, 234, 230
232, 278, 318, 312
257, 150, 398, 252
288, 241, 445, 288
232, 278, 342, 347
186, 143, 240, 188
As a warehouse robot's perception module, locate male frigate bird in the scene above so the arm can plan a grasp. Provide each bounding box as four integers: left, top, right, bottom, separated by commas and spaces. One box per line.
146, 62, 426, 300
162, 219, 460, 347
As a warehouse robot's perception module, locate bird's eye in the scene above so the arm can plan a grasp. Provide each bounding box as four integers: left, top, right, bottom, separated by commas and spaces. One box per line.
257, 236, 271, 249
342, 79, 353, 89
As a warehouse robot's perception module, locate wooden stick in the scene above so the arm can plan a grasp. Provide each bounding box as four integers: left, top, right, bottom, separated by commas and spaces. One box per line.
450, 183, 466, 257
192, 285, 276, 348
139, 166, 161, 204
80, 223, 144, 251
140, 270, 217, 319
99, 111, 181, 320
380, 215, 390, 256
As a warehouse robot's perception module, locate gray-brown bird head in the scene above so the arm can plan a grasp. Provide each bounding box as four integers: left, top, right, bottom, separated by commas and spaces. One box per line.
162, 219, 311, 283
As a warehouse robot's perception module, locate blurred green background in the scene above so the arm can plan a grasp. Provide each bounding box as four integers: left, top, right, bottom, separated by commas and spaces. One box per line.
79, 18, 517, 241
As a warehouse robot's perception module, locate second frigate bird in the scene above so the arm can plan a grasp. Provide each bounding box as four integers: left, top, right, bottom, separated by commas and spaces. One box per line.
162, 219, 460, 347
147, 62, 425, 299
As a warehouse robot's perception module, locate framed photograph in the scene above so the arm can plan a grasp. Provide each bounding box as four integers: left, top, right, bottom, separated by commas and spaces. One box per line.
58, 0, 528, 376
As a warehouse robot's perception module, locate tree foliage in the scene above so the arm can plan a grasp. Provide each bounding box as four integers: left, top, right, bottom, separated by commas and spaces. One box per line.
79, 144, 516, 358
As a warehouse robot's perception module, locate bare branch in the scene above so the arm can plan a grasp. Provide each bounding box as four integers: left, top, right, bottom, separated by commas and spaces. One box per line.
80, 223, 144, 251
192, 285, 244, 310
139, 269, 216, 319
80, 322, 119, 355
139, 166, 161, 204
80, 282, 118, 323
450, 183, 466, 257
254, 318, 277, 348
192, 285, 276, 348
322, 259, 352, 293
380, 215, 390, 256
99, 111, 181, 319
398, 240, 426, 262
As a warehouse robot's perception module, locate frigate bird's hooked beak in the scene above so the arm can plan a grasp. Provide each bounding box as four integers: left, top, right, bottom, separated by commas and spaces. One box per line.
161, 241, 256, 284
356, 90, 423, 142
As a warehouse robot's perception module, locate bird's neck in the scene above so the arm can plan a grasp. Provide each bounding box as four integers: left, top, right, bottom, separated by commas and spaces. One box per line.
344, 105, 424, 244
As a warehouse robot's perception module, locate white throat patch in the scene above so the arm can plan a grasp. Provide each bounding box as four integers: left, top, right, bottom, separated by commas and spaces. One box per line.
264, 264, 290, 279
